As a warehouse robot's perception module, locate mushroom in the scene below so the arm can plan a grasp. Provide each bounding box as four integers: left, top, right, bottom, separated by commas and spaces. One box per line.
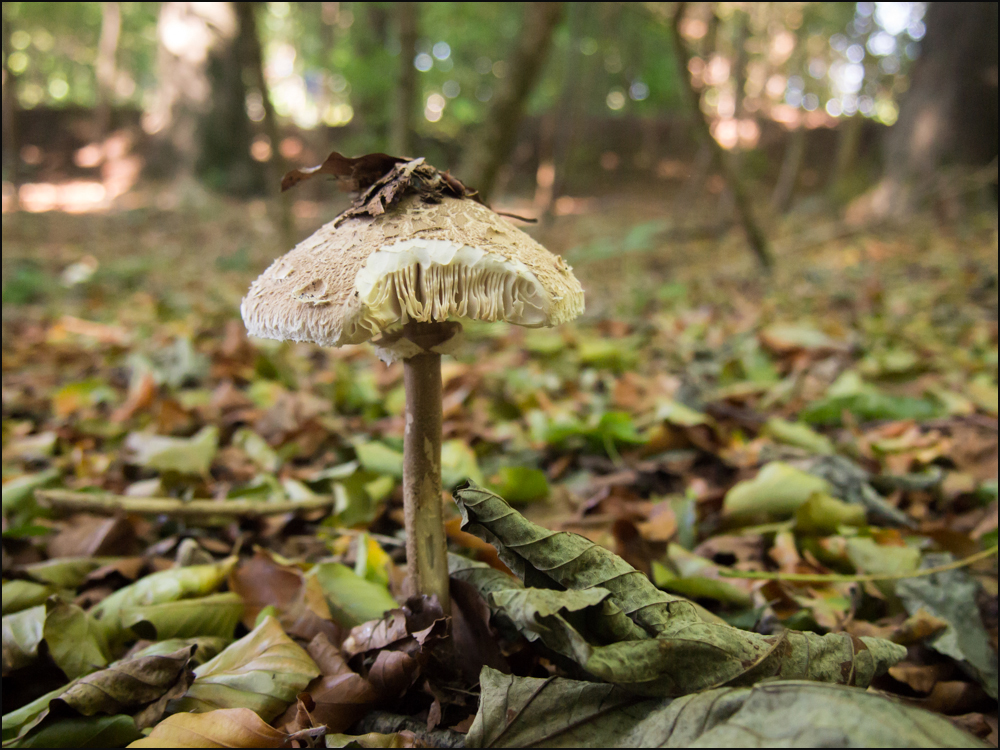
241, 157, 584, 613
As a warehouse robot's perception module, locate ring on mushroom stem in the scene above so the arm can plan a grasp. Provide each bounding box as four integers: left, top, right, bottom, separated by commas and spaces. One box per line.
241, 157, 584, 614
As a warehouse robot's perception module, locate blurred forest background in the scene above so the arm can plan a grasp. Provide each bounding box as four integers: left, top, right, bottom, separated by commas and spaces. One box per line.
2, 2, 996, 223
1, 4, 999, 745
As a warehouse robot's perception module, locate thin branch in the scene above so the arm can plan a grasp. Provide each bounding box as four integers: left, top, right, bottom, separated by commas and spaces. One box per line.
669, 2, 774, 270
719, 545, 998, 583
34, 489, 335, 518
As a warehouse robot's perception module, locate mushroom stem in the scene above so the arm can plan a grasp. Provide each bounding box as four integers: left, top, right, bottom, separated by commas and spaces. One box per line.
402, 323, 450, 614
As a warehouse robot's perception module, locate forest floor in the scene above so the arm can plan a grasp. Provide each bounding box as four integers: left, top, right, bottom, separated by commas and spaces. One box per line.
2, 184, 998, 747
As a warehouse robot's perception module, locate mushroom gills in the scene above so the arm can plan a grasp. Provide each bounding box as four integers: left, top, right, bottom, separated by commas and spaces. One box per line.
352, 238, 549, 336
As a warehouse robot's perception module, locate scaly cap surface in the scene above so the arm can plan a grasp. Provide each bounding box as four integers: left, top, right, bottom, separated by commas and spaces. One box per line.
241, 194, 584, 355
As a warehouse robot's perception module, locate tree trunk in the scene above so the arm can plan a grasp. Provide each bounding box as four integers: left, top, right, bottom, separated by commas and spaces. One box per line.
460, 2, 564, 202
144, 2, 261, 195
771, 126, 806, 213
235, 2, 291, 238
670, 2, 773, 270
391, 2, 419, 157
875, 2, 998, 216
544, 2, 589, 217
199, 1, 263, 195
95, 1, 121, 137
2, 3, 21, 193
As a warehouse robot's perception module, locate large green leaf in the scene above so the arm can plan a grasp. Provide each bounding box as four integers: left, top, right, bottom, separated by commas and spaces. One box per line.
453, 484, 905, 696
169, 616, 319, 721
723, 462, 832, 521
898, 554, 999, 699
308, 563, 399, 629
43, 598, 111, 679
121, 592, 244, 641
1, 581, 58, 616
3, 715, 142, 749
1, 605, 45, 675
13, 558, 114, 589
800, 393, 942, 426
90, 558, 235, 640
465, 668, 985, 748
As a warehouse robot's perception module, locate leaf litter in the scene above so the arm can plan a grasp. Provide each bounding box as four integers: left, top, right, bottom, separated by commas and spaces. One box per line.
1, 165, 997, 746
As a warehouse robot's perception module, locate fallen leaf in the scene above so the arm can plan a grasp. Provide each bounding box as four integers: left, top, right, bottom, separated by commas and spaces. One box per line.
465, 669, 984, 748
2, 604, 44, 675
124, 426, 219, 475
121, 592, 244, 640
454, 486, 906, 696
898, 554, 999, 699
43, 598, 111, 679
276, 633, 381, 734
169, 616, 319, 721
309, 563, 399, 629
128, 707, 287, 748
723, 462, 832, 521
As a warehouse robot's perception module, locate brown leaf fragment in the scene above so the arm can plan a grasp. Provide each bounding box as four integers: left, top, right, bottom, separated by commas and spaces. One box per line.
281, 152, 407, 193
343, 611, 410, 657
449, 578, 510, 684
889, 662, 951, 694
368, 650, 420, 697
946, 713, 993, 740
228, 549, 338, 643
279, 633, 381, 734
47, 513, 138, 558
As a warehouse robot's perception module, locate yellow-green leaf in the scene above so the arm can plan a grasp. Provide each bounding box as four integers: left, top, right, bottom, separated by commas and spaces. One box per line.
128, 707, 287, 748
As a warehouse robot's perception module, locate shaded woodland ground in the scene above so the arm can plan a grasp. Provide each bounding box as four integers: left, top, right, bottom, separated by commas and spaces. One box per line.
2, 2, 998, 747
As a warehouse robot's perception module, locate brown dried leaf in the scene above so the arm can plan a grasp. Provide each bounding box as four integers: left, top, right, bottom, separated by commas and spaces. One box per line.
46, 514, 137, 559
277, 633, 381, 734
280, 152, 406, 193
228, 549, 338, 643
367, 650, 419, 697
343, 611, 410, 658
449, 578, 509, 684
889, 662, 951, 694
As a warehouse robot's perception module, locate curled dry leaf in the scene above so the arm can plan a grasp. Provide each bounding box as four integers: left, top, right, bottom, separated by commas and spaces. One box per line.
453, 483, 906, 696
4, 645, 196, 743
128, 707, 288, 748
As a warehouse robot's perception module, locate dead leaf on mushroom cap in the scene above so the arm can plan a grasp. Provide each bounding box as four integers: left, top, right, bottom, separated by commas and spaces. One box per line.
281, 151, 481, 225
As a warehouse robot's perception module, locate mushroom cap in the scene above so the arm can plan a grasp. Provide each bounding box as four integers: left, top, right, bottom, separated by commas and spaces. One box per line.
241, 194, 584, 351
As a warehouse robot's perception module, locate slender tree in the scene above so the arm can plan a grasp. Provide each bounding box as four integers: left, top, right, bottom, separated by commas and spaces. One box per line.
460, 2, 564, 202
1, 3, 20, 192
94, 1, 121, 136
235, 2, 291, 239
670, 2, 773, 270
544, 2, 590, 217
390, 2, 418, 157
145, 2, 261, 195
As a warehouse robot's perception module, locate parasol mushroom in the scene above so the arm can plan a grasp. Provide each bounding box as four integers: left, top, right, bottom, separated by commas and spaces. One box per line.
241, 155, 584, 613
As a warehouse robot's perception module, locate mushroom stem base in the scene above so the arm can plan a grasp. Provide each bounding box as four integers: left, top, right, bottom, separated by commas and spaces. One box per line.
402, 322, 450, 614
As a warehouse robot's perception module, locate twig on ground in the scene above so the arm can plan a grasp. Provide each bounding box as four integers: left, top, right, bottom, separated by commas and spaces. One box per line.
34, 489, 335, 518
720, 545, 998, 582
